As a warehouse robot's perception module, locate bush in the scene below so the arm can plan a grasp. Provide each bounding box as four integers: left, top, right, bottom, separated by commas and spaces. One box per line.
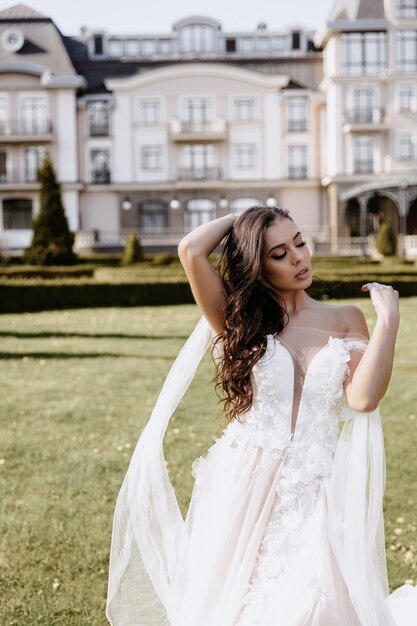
376, 222, 397, 256
22, 158, 77, 266
152, 252, 176, 266
121, 234, 144, 265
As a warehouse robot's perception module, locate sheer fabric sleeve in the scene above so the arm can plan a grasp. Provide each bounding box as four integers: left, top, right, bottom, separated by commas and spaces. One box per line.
106, 315, 216, 626
326, 336, 396, 625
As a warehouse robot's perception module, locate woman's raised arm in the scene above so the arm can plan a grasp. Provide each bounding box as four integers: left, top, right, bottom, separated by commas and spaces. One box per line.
178, 214, 238, 335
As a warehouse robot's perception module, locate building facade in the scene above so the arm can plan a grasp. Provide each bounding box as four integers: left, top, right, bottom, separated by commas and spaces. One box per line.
0, 1, 416, 256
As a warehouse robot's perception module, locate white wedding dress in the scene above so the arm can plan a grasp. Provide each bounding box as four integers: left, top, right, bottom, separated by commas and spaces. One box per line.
106, 316, 417, 626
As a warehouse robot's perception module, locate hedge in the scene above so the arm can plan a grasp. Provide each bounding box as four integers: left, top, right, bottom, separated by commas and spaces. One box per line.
1, 277, 416, 313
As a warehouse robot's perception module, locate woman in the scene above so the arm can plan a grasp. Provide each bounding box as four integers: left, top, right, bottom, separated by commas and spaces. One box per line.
106, 206, 417, 626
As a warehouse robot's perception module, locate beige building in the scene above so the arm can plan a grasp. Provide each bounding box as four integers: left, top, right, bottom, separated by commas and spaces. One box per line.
0, 2, 416, 256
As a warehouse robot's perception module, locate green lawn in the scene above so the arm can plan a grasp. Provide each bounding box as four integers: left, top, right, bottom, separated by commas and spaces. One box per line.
0, 300, 416, 625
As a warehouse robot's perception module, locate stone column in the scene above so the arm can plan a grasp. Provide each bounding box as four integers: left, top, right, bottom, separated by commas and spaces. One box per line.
358, 194, 370, 257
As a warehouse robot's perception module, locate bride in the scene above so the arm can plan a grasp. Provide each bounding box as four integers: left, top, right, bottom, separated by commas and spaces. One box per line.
106, 206, 417, 625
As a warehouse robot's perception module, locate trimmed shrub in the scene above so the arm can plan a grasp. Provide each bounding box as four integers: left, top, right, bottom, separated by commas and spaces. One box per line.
121, 234, 144, 265
152, 252, 176, 266
22, 158, 77, 266
376, 222, 397, 256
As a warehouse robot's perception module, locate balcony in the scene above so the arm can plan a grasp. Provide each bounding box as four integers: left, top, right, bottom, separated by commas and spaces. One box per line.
177, 166, 222, 181
170, 118, 227, 141
89, 122, 110, 137
90, 169, 111, 184
287, 120, 308, 132
0, 119, 53, 142
343, 108, 389, 133
288, 166, 308, 179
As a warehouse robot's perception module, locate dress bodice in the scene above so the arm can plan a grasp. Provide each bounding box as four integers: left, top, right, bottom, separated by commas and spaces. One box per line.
222, 334, 359, 455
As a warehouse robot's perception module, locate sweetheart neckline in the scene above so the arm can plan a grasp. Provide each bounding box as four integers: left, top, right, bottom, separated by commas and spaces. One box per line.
263, 335, 348, 439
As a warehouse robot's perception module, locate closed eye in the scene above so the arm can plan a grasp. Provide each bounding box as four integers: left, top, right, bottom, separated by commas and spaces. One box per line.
272, 241, 306, 260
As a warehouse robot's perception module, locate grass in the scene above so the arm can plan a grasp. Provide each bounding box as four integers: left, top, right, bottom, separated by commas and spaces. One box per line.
0, 299, 416, 625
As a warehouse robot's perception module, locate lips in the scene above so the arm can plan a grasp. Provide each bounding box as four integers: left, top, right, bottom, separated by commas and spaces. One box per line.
295, 267, 309, 278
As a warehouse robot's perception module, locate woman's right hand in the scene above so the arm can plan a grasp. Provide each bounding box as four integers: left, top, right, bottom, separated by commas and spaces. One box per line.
360, 282, 400, 324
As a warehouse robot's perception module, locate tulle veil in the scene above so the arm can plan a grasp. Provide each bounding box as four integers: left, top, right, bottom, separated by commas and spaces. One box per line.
105, 314, 396, 626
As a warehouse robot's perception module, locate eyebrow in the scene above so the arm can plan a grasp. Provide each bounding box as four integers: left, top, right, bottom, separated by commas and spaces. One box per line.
268, 231, 301, 254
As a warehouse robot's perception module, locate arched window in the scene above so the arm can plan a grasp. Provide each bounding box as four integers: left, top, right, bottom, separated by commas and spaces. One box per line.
185, 199, 216, 229
139, 201, 168, 230
230, 197, 261, 215
2, 198, 33, 229
180, 24, 216, 53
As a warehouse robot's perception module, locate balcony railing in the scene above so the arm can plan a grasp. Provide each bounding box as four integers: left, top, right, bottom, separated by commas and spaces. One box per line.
353, 161, 374, 173
288, 166, 308, 179
177, 166, 222, 181
344, 107, 386, 124
170, 118, 227, 140
89, 123, 110, 137
90, 169, 111, 184
0, 119, 53, 136
287, 120, 307, 132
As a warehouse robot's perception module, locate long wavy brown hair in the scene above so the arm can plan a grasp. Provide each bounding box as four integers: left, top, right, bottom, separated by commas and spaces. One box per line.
212, 206, 294, 424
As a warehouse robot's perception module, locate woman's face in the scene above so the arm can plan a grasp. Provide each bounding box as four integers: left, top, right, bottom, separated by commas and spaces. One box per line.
261, 218, 312, 292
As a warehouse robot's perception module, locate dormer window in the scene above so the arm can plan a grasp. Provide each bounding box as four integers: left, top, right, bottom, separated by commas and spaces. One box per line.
396, 0, 417, 18
180, 24, 216, 53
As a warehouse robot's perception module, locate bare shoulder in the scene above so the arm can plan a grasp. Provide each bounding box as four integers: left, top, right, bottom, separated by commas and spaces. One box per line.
337, 304, 370, 338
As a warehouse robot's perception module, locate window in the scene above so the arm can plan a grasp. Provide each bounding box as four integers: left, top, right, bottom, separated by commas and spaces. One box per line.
237, 38, 254, 53
398, 132, 415, 159
158, 39, 171, 54
0, 97, 8, 134
125, 39, 140, 56
396, 0, 417, 18
108, 38, 124, 57
141, 145, 163, 171
396, 30, 417, 72
20, 97, 49, 134
351, 86, 375, 122
24, 147, 47, 182
139, 201, 168, 229
287, 97, 308, 131
342, 32, 387, 75
288, 145, 308, 178
256, 37, 271, 53
270, 36, 288, 52
352, 136, 374, 173
226, 38, 236, 53
185, 199, 216, 228
93, 35, 103, 55
138, 99, 161, 124
179, 144, 217, 179
399, 83, 414, 111
87, 101, 110, 136
235, 143, 256, 169
234, 97, 256, 122
183, 97, 212, 125
180, 24, 216, 53
3, 198, 33, 229
0, 150, 7, 182
141, 40, 157, 56
90, 149, 111, 183
230, 197, 261, 214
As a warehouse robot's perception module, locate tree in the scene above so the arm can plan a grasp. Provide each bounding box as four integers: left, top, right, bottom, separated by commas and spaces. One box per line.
23, 158, 77, 265
121, 233, 144, 265
375, 222, 397, 257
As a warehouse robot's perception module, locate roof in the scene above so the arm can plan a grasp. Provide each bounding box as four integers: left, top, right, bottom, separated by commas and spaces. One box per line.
0, 3, 49, 20
328, 0, 386, 21
0, 4, 79, 77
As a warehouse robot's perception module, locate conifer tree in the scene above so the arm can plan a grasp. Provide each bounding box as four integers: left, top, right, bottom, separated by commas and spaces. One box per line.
23, 158, 77, 265
375, 222, 397, 257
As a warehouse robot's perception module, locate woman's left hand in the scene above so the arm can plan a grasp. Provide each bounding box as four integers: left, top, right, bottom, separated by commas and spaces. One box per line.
360, 282, 400, 322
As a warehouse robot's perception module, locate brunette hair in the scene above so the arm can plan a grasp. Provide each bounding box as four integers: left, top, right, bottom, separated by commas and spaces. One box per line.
212, 205, 294, 424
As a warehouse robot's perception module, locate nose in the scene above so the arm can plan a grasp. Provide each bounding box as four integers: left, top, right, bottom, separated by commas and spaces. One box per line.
291, 247, 305, 263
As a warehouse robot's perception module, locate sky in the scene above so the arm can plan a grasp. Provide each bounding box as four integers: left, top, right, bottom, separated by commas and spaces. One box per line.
0, 0, 337, 35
